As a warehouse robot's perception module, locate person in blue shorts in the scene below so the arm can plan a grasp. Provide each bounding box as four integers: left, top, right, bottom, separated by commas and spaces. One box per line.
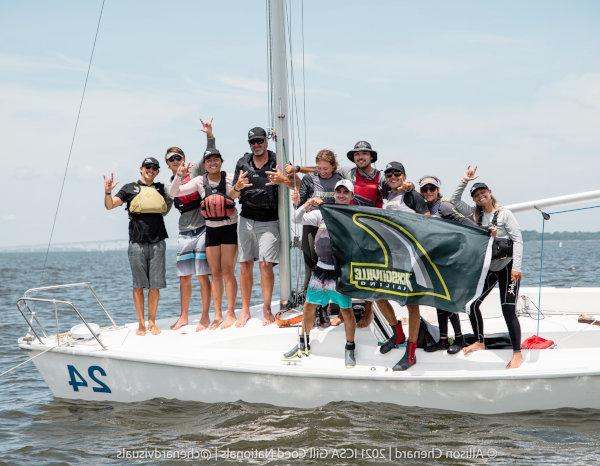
284, 179, 357, 368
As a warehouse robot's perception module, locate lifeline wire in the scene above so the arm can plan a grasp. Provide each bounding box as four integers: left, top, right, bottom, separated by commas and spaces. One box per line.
40, 0, 106, 284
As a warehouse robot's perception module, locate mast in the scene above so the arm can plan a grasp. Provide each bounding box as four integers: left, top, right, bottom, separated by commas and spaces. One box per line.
504, 190, 600, 214
269, 0, 292, 304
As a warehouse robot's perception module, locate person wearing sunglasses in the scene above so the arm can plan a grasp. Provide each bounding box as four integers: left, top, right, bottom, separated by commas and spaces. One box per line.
103, 156, 173, 336
376, 162, 429, 370
164, 118, 216, 332
229, 127, 280, 327
450, 165, 524, 369
417, 175, 477, 354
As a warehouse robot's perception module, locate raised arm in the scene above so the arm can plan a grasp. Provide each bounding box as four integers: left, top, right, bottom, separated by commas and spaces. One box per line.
450, 165, 478, 216
103, 173, 123, 210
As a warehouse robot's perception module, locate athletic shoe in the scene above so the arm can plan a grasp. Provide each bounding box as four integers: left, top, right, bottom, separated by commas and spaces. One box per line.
283, 341, 310, 359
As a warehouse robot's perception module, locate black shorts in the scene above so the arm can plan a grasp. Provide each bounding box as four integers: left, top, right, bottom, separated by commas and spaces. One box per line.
206, 223, 238, 247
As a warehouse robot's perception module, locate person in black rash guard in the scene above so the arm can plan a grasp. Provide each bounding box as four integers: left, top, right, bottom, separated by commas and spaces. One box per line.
418, 175, 478, 354
451, 165, 524, 369
103, 157, 173, 336
229, 127, 280, 327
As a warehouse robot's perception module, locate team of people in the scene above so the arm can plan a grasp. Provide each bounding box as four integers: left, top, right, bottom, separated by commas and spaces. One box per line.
103, 120, 524, 370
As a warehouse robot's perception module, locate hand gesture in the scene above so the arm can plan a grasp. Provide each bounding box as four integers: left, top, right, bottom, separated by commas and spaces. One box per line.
284, 163, 296, 175
401, 180, 414, 192
266, 165, 288, 185
307, 196, 324, 207
291, 188, 300, 205
199, 117, 214, 138
103, 173, 118, 193
177, 162, 192, 178
463, 165, 478, 182
235, 170, 252, 191
511, 270, 522, 282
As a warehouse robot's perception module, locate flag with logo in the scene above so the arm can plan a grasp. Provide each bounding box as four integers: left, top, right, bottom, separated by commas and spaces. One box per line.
320, 204, 492, 313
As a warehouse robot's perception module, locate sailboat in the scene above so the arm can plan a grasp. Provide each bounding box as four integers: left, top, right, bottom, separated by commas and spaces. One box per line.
14, 0, 600, 414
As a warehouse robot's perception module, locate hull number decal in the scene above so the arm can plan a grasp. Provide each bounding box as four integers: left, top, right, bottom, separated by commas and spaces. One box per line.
67, 364, 111, 393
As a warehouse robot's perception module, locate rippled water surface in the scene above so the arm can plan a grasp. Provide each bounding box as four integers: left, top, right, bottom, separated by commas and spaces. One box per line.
1, 240, 599, 464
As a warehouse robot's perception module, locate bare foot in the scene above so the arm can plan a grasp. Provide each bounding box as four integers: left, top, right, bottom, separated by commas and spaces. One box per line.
463, 341, 485, 355
506, 352, 523, 369
356, 308, 373, 328
209, 318, 223, 330
196, 320, 209, 332
235, 312, 251, 328
136, 326, 146, 336
262, 309, 275, 326
170, 316, 188, 330
330, 316, 343, 326
219, 313, 236, 329
149, 324, 161, 335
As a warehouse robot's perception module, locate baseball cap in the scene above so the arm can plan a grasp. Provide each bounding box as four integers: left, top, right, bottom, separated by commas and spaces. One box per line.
247, 127, 267, 141
384, 162, 405, 174
334, 179, 354, 193
418, 176, 441, 189
141, 157, 160, 168
202, 147, 223, 162
470, 182, 490, 196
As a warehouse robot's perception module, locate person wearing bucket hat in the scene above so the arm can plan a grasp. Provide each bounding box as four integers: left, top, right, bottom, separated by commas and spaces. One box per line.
103, 154, 173, 336
164, 118, 215, 332
339, 140, 384, 208
418, 175, 477, 355
230, 126, 280, 327
451, 165, 524, 369
170, 126, 240, 332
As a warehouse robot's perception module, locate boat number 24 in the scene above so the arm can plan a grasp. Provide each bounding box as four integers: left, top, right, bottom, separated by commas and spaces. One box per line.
66, 364, 111, 393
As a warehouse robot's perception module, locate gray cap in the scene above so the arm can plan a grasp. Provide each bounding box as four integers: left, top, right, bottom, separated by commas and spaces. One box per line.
247, 127, 267, 141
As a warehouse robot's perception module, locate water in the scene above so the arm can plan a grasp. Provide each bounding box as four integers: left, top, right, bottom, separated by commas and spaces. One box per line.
1, 240, 599, 464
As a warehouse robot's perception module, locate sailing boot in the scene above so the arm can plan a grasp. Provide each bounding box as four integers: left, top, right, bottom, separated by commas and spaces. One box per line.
447, 335, 464, 355
345, 341, 356, 368
283, 336, 310, 360
424, 338, 449, 353
392, 341, 417, 371
380, 321, 406, 354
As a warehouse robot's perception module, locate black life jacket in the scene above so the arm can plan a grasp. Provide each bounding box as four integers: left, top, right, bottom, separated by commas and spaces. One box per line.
172, 174, 201, 213
237, 151, 278, 211
201, 171, 236, 221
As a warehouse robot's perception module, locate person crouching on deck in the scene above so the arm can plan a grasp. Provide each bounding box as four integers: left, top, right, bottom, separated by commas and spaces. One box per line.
284, 179, 358, 368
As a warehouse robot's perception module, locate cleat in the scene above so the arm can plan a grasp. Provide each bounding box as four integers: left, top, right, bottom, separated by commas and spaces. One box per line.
345, 348, 356, 368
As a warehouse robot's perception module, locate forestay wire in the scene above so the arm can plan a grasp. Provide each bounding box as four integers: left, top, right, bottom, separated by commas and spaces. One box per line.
40, 0, 106, 285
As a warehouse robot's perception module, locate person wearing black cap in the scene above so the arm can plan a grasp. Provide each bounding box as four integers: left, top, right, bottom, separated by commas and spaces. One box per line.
376, 161, 429, 370
418, 175, 477, 354
170, 141, 240, 332
229, 126, 280, 327
103, 156, 173, 336
164, 118, 215, 332
451, 165, 524, 369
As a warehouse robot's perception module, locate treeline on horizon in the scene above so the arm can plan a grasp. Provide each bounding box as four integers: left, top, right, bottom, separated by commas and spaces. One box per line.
522, 230, 600, 241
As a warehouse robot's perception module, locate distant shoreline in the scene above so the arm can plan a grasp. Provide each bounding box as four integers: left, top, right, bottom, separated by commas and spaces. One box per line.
2, 231, 600, 253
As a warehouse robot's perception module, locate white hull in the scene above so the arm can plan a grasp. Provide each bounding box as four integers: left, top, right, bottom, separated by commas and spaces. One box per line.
18, 287, 600, 414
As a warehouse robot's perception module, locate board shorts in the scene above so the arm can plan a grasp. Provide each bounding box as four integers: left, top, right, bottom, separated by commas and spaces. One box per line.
128, 240, 166, 289
305, 266, 352, 309
176, 226, 210, 277
238, 216, 280, 263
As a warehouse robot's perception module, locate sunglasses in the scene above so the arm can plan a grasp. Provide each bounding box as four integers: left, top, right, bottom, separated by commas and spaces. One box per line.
249, 138, 265, 146
420, 185, 438, 193
167, 154, 183, 162
143, 164, 159, 171
385, 171, 404, 178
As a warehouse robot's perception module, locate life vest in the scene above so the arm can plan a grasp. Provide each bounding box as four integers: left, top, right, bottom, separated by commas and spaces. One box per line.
237, 151, 278, 210
172, 174, 201, 213
350, 167, 382, 208
201, 171, 236, 221
128, 184, 167, 214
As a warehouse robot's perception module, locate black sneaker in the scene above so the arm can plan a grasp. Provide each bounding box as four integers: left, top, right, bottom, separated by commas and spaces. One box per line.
283, 341, 310, 359
424, 339, 449, 353
447, 335, 464, 355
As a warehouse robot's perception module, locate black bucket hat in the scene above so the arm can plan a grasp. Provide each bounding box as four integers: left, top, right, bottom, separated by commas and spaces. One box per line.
347, 140, 377, 162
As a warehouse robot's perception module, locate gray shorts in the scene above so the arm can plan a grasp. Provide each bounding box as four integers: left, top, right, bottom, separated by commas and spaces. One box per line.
128, 240, 166, 289
238, 217, 280, 263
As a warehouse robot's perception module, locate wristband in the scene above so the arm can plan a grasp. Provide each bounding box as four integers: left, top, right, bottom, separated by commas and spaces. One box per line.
295, 165, 301, 173
105, 192, 112, 195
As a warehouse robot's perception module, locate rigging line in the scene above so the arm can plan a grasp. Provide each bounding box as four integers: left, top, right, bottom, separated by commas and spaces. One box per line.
40, 0, 106, 284
284, 0, 296, 166
266, 0, 273, 129
285, 0, 304, 167
301, 0, 307, 167
0, 344, 58, 379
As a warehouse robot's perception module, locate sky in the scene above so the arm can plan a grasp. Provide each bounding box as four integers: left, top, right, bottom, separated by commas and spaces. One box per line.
1, 0, 600, 248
